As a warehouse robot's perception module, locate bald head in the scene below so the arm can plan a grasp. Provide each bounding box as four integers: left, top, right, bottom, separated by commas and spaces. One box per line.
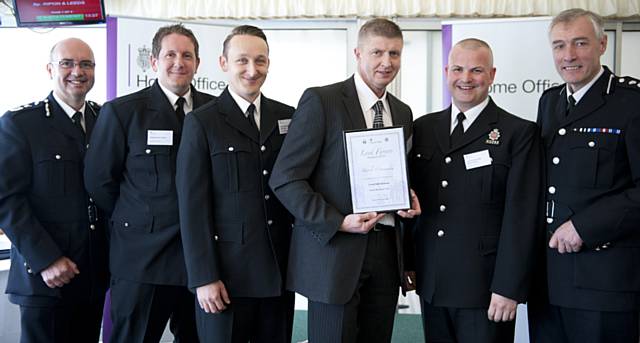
47, 38, 96, 110
448, 38, 494, 67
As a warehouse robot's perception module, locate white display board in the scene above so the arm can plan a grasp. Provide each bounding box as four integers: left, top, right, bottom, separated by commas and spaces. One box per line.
108, 17, 231, 100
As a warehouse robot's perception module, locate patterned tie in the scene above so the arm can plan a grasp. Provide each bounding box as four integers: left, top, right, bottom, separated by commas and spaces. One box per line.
566, 94, 576, 117
175, 97, 186, 124
246, 103, 258, 132
372, 100, 385, 129
450, 112, 466, 147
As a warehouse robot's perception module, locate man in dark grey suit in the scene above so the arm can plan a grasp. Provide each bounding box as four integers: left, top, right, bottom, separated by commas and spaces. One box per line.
270, 18, 420, 343
177, 25, 295, 343
84, 24, 214, 342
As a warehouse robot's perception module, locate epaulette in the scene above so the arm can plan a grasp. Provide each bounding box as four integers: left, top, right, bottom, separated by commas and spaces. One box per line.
541, 83, 564, 96
613, 75, 640, 91
87, 100, 101, 109
7, 100, 46, 114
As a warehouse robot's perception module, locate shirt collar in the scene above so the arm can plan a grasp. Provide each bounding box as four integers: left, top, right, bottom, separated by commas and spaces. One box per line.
450, 96, 490, 128
354, 71, 388, 111
566, 66, 604, 104
158, 81, 193, 110
52, 91, 86, 120
228, 87, 262, 116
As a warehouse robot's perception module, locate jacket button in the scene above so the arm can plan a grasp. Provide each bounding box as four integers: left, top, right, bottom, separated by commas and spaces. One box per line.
439, 205, 446, 212
23, 262, 27, 267
437, 230, 445, 237
263, 170, 269, 176
444, 157, 452, 164
90, 224, 96, 230
588, 141, 595, 148
441, 180, 448, 188
546, 217, 554, 224
228, 146, 234, 152
145, 149, 151, 154
124, 222, 129, 227
214, 235, 219, 241
267, 220, 273, 225
548, 186, 556, 194
416, 153, 422, 158
261, 145, 266, 152
552, 157, 560, 165
264, 194, 270, 200
27, 268, 32, 274
86, 144, 90, 149
558, 128, 566, 136
55, 154, 61, 160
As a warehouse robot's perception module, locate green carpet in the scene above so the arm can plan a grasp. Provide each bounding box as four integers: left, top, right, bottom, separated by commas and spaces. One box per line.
292, 310, 424, 342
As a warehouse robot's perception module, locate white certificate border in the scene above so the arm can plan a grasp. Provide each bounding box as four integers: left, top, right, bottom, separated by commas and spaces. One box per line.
344, 126, 410, 213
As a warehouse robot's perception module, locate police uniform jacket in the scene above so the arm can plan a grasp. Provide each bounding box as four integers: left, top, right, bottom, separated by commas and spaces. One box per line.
0, 93, 108, 306
269, 77, 414, 305
538, 66, 640, 312
84, 82, 214, 286
409, 98, 543, 308
177, 88, 294, 297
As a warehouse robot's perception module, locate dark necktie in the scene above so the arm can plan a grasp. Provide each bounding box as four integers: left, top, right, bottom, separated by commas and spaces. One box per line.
450, 112, 466, 147
372, 100, 384, 129
175, 97, 186, 124
71, 111, 85, 139
246, 103, 258, 132
566, 94, 576, 117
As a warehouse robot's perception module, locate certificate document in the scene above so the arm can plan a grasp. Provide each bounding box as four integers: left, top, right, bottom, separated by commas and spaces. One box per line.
344, 126, 410, 213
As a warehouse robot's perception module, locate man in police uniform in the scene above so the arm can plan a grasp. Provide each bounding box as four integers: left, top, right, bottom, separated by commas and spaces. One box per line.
84, 24, 214, 342
0, 38, 108, 343
528, 8, 640, 343
177, 25, 295, 343
409, 38, 542, 343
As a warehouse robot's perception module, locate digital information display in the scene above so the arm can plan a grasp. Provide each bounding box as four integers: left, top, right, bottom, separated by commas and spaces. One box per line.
14, 0, 105, 26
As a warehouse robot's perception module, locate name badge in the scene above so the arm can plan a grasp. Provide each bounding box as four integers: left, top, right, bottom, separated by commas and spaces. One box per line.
278, 119, 291, 134
147, 130, 173, 146
463, 149, 492, 170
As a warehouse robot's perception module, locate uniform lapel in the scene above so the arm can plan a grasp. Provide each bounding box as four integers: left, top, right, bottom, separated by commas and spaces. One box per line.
342, 77, 367, 130
435, 107, 452, 153
259, 95, 279, 145
219, 88, 260, 143
46, 93, 84, 142
448, 99, 499, 153
148, 81, 180, 131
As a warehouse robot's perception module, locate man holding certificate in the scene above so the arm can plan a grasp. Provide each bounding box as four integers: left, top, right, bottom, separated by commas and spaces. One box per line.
409, 39, 543, 343
270, 18, 420, 343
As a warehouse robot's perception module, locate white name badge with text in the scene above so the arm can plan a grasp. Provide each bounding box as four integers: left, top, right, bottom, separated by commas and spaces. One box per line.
463, 149, 492, 170
147, 130, 173, 146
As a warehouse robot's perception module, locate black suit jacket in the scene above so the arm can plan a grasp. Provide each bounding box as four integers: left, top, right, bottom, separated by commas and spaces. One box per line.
269, 76, 413, 305
538, 66, 640, 311
84, 82, 214, 286
0, 94, 108, 306
409, 99, 543, 308
177, 88, 294, 297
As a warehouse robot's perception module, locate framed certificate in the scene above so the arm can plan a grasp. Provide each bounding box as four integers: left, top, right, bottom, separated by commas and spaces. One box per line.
343, 126, 410, 213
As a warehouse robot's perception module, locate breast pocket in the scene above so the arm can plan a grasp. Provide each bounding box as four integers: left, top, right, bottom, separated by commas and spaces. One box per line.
33, 147, 82, 196
483, 158, 511, 203
127, 143, 172, 193
210, 141, 258, 192
565, 134, 618, 188
410, 145, 437, 194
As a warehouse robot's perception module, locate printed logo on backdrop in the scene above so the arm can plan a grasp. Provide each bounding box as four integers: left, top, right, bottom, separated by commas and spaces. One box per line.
136, 45, 152, 72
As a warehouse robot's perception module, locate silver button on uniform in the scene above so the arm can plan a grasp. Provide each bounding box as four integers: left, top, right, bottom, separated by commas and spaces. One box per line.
145, 149, 151, 154
55, 154, 61, 160
264, 194, 270, 200
548, 186, 556, 194
437, 230, 445, 237
260, 146, 266, 152
263, 170, 269, 175
588, 141, 595, 148
558, 128, 566, 136
441, 180, 448, 188
439, 205, 446, 212
444, 157, 452, 164
552, 157, 560, 165
228, 147, 234, 152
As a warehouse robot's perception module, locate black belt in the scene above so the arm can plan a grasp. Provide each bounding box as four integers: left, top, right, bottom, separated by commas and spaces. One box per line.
372, 224, 394, 232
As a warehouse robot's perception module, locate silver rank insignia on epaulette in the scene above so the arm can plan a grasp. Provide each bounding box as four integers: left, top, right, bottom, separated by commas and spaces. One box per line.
44, 98, 51, 117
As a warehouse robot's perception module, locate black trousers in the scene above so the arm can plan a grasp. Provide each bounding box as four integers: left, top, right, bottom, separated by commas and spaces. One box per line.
308, 229, 400, 343
109, 277, 198, 343
420, 300, 515, 343
19, 300, 104, 343
528, 302, 639, 343
195, 291, 295, 343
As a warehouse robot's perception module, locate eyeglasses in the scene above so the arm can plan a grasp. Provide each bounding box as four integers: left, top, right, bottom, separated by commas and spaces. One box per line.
53, 59, 96, 70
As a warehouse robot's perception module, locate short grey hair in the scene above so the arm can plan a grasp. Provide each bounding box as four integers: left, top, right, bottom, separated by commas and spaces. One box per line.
550, 8, 605, 40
